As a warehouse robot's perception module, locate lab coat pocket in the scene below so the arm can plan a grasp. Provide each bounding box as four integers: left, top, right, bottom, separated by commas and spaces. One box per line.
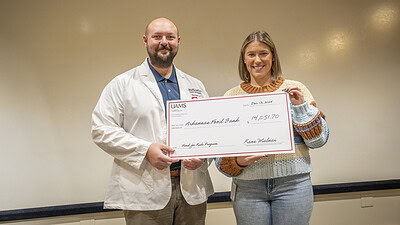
139, 169, 154, 193
119, 162, 154, 194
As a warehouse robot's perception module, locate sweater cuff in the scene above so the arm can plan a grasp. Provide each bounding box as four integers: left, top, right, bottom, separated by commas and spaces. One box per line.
293, 102, 323, 140
292, 101, 319, 122
293, 101, 310, 113
292, 102, 315, 118
220, 157, 246, 177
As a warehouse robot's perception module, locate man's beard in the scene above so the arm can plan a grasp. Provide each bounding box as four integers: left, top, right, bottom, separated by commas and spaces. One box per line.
147, 46, 178, 68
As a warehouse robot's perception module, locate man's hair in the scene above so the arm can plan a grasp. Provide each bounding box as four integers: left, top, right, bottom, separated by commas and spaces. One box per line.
238, 31, 282, 83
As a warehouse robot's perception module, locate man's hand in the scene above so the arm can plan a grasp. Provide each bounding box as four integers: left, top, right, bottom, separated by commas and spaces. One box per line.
146, 143, 179, 170
236, 155, 265, 167
182, 158, 205, 170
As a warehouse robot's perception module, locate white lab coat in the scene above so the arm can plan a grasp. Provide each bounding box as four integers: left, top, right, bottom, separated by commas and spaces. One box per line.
92, 59, 214, 210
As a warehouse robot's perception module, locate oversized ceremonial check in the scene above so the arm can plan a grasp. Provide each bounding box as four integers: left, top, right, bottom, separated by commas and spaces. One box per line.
167, 92, 295, 159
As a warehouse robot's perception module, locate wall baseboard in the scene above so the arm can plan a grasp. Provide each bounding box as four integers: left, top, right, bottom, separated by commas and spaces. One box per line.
1, 179, 399, 222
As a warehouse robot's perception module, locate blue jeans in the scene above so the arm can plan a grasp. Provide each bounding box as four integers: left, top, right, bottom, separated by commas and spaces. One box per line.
232, 173, 313, 225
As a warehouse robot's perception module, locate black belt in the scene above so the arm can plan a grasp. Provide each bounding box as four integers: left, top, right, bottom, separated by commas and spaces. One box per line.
170, 169, 180, 177
170, 160, 181, 171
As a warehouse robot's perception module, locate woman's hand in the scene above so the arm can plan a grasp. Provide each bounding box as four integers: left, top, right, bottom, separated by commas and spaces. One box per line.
236, 155, 265, 167
283, 87, 305, 105
182, 158, 205, 170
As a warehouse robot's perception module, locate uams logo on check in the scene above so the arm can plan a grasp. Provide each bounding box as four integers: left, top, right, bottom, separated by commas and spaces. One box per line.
171, 103, 187, 109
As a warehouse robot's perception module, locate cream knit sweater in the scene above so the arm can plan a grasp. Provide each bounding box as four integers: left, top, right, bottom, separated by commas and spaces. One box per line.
215, 78, 329, 180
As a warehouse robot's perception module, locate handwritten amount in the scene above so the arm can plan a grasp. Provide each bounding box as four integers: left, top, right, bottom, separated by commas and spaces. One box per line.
250, 114, 279, 121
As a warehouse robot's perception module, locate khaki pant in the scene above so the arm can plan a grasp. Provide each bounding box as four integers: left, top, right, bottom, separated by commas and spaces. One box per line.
124, 176, 207, 225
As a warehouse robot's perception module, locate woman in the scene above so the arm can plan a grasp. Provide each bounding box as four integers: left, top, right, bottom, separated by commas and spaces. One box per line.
215, 31, 329, 225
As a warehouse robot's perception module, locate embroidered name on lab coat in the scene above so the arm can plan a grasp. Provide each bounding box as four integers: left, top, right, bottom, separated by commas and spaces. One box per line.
188, 88, 202, 99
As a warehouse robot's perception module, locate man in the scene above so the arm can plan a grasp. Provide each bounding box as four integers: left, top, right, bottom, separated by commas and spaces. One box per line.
91, 18, 214, 225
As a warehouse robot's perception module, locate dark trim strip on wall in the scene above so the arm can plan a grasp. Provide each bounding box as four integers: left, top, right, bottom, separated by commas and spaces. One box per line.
312, 179, 400, 195
1, 179, 399, 222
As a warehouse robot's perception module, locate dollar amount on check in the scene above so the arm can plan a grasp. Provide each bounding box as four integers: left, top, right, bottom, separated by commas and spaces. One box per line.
167, 92, 295, 159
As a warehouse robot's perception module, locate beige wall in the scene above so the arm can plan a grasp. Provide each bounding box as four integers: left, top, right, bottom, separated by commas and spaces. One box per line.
0, 0, 399, 219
